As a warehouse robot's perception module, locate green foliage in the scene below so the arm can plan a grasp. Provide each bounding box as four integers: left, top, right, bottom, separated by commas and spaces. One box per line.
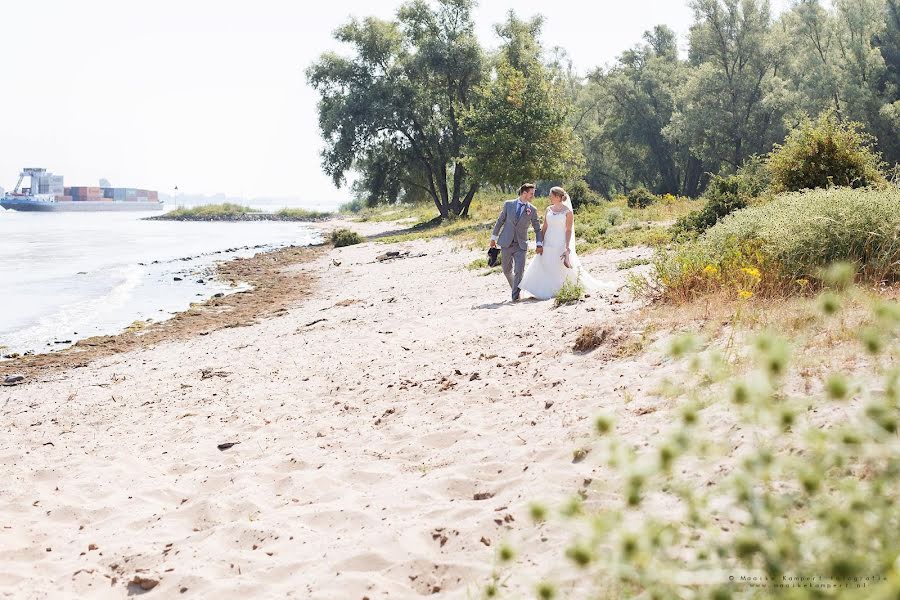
768, 111, 887, 193
502, 287, 900, 598
638, 187, 900, 302
606, 207, 624, 226
673, 174, 752, 236
307, 0, 483, 218
463, 13, 585, 188
563, 179, 601, 212
330, 228, 365, 247
626, 186, 657, 209
275, 207, 331, 220
163, 203, 259, 219
554, 277, 585, 306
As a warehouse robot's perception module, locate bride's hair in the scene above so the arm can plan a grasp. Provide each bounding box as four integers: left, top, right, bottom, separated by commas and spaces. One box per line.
549, 186, 567, 200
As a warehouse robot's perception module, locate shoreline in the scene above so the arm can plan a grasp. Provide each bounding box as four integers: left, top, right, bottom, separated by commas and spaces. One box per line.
145, 212, 333, 223
0, 242, 324, 382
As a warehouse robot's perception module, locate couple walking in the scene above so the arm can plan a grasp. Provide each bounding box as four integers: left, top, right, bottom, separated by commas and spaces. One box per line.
490, 183, 603, 302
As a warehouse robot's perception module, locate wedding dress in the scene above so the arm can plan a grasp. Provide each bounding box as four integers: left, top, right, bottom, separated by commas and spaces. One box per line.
519, 196, 607, 300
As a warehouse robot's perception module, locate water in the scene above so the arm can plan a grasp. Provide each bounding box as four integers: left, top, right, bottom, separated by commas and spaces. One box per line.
0, 209, 322, 356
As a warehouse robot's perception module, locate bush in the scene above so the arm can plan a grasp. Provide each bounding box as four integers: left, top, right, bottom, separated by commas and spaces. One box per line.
330, 228, 364, 247
626, 186, 657, 209
673, 174, 752, 236
565, 179, 601, 212
768, 111, 886, 193
639, 187, 900, 302
607, 208, 624, 226
340, 198, 366, 214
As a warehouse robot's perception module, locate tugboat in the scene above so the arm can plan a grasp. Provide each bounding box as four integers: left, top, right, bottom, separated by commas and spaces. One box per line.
1, 168, 163, 212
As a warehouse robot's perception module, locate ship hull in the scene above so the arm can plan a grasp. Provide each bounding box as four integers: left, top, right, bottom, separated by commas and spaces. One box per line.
1, 198, 163, 212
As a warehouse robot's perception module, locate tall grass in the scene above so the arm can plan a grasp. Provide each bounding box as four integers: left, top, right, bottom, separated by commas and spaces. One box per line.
635, 187, 900, 302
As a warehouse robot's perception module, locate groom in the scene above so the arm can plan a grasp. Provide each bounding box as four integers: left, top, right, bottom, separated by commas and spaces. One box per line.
490, 183, 543, 302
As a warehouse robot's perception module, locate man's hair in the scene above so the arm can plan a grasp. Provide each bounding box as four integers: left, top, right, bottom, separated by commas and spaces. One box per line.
518, 183, 536, 196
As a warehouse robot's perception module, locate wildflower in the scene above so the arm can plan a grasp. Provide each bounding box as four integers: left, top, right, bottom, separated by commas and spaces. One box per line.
795, 278, 809, 287
702, 264, 719, 276
738, 289, 753, 300
741, 266, 761, 280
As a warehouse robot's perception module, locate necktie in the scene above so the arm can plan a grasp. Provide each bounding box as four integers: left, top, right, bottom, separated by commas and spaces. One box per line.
516, 202, 524, 219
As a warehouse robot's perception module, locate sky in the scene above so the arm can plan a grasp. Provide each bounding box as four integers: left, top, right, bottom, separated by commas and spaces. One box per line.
1, 0, 790, 208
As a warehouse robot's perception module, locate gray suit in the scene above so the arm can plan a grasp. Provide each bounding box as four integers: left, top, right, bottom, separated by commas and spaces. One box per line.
492, 199, 543, 297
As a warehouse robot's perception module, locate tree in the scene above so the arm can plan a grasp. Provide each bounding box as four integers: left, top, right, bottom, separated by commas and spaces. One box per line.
463, 12, 585, 189
307, 0, 484, 218
668, 0, 791, 174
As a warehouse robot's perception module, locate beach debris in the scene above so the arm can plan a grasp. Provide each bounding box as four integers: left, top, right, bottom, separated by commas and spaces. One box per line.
431, 529, 449, 547
544, 400, 554, 410
129, 575, 159, 591
480, 536, 491, 546
173, 277, 183, 281
53, 340, 72, 344
200, 368, 230, 380
88, 543, 98, 551
331, 258, 341, 267
473, 492, 495, 501
302, 318, 327, 328
213, 293, 224, 298
374, 250, 427, 263
217, 442, 240, 451
3, 374, 25, 386
572, 447, 591, 463
3, 353, 21, 359
469, 372, 481, 381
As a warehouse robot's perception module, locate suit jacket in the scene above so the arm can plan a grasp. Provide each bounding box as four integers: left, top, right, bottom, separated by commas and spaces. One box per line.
492, 199, 543, 250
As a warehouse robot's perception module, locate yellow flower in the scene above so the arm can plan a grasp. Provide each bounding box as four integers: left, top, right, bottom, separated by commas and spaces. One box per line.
796, 278, 809, 287
703, 264, 719, 276
741, 266, 762, 280
738, 289, 753, 300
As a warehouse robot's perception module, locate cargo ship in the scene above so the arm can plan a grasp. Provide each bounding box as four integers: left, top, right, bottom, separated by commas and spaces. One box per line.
0, 168, 163, 212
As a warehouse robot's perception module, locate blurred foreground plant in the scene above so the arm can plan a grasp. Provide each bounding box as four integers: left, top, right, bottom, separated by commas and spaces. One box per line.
487, 280, 900, 599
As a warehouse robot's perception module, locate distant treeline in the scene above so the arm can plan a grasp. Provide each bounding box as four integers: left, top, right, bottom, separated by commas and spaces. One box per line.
308, 0, 900, 216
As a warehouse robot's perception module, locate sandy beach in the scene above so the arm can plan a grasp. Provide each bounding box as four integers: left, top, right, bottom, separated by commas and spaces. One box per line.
0, 221, 735, 598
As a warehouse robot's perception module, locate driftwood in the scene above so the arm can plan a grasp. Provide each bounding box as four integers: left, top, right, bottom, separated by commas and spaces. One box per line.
374, 251, 427, 263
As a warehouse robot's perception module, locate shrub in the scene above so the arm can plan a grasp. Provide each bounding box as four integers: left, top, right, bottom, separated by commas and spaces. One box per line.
768, 111, 886, 194
639, 187, 900, 302
606, 208, 624, 226
565, 179, 601, 212
554, 277, 585, 306
330, 228, 364, 247
673, 174, 752, 236
627, 186, 657, 209
340, 198, 366, 213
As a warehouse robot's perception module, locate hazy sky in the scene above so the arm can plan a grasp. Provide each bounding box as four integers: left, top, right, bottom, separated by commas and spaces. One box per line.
2, 0, 789, 207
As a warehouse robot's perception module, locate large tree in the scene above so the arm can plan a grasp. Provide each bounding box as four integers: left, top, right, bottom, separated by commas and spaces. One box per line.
462, 12, 585, 189
307, 0, 484, 218
668, 0, 791, 174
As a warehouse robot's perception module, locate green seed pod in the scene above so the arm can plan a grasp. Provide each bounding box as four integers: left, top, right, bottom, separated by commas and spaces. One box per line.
565, 544, 592, 568
536, 582, 556, 600
529, 503, 547, 523
825, 373, 850, 400
819, 292, 841, 316
595, 415, 613, 435
732, 382, 750, 404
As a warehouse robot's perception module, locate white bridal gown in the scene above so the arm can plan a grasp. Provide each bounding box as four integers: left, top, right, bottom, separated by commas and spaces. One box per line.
519, 206, 607, 300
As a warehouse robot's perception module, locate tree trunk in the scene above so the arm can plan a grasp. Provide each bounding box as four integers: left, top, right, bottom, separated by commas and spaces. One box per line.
460, 184, 479, 217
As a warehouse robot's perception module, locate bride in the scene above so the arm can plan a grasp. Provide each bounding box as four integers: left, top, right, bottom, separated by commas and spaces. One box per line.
518, 186, 605, 300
